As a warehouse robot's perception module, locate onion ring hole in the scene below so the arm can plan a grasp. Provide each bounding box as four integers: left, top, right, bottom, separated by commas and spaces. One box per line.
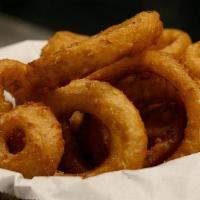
58, 113, 110, 173
6, 128, 25, 154
114, 71, 187, 166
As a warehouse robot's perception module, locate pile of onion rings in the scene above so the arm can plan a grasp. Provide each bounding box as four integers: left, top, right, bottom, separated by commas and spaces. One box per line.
0, 10, 199, 178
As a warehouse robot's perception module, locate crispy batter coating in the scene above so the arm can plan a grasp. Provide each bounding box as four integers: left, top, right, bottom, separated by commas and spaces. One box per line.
151, 29, 191, 59
114, 73, 186, 167
0, 59, 32, 104
42, 79, 147, 177
0, 60, 65, 178
0, 103, 64, 178
82, 72, 186, 167
88, 51, 200, 160
183, 41, 200, 82
0, 11, 163, 104
0, 10, 198, 176
29, 11, 162, 87
41, 31, 89, 57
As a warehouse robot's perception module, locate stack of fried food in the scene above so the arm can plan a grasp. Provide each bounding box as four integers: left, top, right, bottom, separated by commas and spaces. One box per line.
0, 11, 200, 178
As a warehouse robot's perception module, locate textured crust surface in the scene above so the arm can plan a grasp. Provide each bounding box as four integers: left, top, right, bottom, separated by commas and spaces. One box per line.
88, 51, 200, 159
41, 31, 89, 57
0, 11, 163, 104
151, 29, 191, 59
28, 12, 162, 93
183, 41, 200, 80
0, 59, 32, 104
114, 73, 186, 167
0, 103, 64, 178
42, 79, 147, 177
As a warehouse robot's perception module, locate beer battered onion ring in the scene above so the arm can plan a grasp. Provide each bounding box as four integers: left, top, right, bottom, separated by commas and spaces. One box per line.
115, 74, 186, 166
151, 29, 191, 59
87, 51, 200, 160
0, 102, 64, 178
0, 11, 163, 104
42, 79, 147, 177
0, 74, 64, 178
183, 41, 200, 82
0, 59, 88, 175
70, 74, 185, 167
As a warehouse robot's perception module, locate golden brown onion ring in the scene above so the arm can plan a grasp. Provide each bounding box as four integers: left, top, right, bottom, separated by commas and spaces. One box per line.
115, 73, 186, 167
0, 103, 64, 178
0, 11, 162, 104
151, 29, 191, 59
30, 11, 162, 84
0, 11, 163, 104
80, 73, 186, 167
0, 60, 86, 175
42, 79, 147, 177
88, 51, 200, 160
41, 31, 89, 57
0, 61, 88, 175
0, 77, 64, 178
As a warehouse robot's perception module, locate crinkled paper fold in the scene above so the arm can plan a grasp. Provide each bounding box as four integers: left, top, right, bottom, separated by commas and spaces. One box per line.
0, 40, 199, 200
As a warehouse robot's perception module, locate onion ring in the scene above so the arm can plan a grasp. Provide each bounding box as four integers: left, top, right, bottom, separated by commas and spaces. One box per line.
1, 11, 163, 104
73, 73, 186, 167
0, 60, 86, 175
87, 51, 200, 160
30, 11, 162, 83
0, 11, 162, 104
150, 29, 191, 59
0, 103, 64, 178
0, 75, 64, 178
42, 79, 147, 177
114, 73, 186, 166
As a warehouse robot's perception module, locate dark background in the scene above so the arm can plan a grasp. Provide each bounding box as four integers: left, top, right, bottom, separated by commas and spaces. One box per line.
0, 0, 199, 43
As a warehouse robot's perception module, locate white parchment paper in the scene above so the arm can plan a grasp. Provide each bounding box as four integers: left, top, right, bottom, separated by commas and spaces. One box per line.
0, 40, 199, 200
